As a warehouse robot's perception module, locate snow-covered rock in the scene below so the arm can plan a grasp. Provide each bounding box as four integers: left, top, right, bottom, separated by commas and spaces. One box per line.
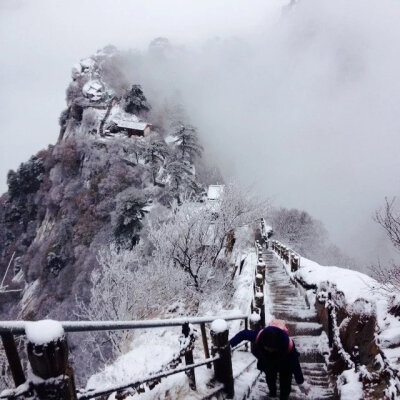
82, 80, 104, 101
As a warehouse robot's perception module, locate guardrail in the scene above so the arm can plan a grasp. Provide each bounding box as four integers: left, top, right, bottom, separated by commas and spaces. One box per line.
270, 240, 361, 372
0, 314, 247, 400
251, 240, 266, 330
271, 240, 301, 272
1, 223, 272, 400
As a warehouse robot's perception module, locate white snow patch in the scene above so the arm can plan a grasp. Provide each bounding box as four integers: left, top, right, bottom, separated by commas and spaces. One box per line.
82, 80, 104, 101
25, 320, 64, 345
86, 329, 180, 391
337, 369, 363, 400
296, 257, 379, 305
207, 185, 224, 201
250, 313, 261, 323
211, 319, 227, 333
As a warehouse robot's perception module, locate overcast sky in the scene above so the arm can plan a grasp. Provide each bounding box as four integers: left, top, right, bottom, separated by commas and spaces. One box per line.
1, 0, 400, 267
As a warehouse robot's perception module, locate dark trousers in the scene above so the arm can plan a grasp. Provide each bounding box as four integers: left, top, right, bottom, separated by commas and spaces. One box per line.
265, 367, 292, 400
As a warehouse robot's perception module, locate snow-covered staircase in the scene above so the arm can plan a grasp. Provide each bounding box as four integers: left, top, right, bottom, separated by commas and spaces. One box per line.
247, 250, 338, 400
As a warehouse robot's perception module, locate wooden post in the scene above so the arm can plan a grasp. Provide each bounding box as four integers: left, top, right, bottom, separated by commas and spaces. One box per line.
26, 323, 76, 400
0, 333, 25, 387
254, 292, 265, 327
249, 313, 261, 352
249, 313, 261, 331
293, 256, 299, 272
200, 323, 211, 369
327, 293, 334, 348
351, 346, 360, 372
182, 323, 196, 390
210, 320, 234, 399
254, 292, 264, 309
257, 262, 266, 282
244, 317, 249, 351
255, 273, 264, 291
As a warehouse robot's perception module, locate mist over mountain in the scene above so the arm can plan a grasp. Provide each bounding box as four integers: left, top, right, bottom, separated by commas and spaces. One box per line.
2, 0, 399, 268
0, 2, 400, 396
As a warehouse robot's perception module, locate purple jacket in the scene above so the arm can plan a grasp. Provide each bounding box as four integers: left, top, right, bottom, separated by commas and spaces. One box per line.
230, 328, 304, 384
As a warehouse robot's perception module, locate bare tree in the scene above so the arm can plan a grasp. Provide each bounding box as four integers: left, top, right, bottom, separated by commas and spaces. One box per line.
0, 349, 13, 392
373, 197, 400, 297
375, 197, 400, 251
76, 245, 157, 362
149, 202, 214, 291
148, 184, 269, 291
211, 184, 270, 265
76, 244, 186, 367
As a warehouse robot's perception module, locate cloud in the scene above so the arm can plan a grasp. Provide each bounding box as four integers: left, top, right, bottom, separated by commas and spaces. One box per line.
1, 0, 399, 266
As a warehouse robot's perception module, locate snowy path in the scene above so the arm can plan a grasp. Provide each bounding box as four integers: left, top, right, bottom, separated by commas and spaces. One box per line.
247, 250, 338, 400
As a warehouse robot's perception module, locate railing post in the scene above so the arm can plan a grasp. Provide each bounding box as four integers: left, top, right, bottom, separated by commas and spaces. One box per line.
351, 346, 360, 372
182, 322, 196, 390
257, 261, 266, 280
327, 293, 334, 348
244, 317, 249, 351
26, 321, 77, 400
210, 319, 234, 398
0, 333, 25, 387
249, 313, 261, 352
254, 292, 265, 327
200, 322, 211, 369
291, 254, 299, 272
255, 273, 264, 291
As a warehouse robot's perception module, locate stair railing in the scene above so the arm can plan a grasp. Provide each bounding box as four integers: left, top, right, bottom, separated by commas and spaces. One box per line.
0, 314, 247, 400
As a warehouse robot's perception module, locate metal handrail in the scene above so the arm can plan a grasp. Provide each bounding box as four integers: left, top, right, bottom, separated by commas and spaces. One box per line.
76, 355, 221, 400
0, 313, 247, 334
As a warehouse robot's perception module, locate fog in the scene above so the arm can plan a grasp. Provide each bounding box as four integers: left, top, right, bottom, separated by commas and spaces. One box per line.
1, 0, 400, 267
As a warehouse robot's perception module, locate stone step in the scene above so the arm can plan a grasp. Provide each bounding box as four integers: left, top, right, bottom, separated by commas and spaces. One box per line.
270, 299, 309, 308
246, 252, 339, 399
286, 322, 323, 336
273, 309, 319, 323
301, 362, 329, 374
248, 378, 337, 400
292, 335, 327, 363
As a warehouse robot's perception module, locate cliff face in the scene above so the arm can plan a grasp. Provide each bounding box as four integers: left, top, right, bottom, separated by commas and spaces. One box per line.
0, 46, 211, 322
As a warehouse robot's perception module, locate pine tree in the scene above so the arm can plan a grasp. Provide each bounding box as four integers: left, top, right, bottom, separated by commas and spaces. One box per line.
123, 85, 150, 115
172, 122, 203, 162
143, 137, 170, 184
166, 160, 200, 203
113, 191, 148, 249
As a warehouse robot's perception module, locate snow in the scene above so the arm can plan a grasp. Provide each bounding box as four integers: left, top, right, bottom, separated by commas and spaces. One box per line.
207, 185, 224, 201
80, 57, 95, 70
337, 369, 363, 400
86, 329, 180, 391
295, 257, 379, 304
275, 250, 400, 389
82, 80, 104, 101
293, 257, 400, 352
257, 261, 266, 267
109, 105, 139, 122
210, 319, 227, 333
229, 250, 257, 328
379, 327, 400, 349
20, 279, 40, 315
25, 320, 64, 345
164, 135, 176, 145
114, 120, 150, 131
250, 313, 261, 323
82, 239, 258, 398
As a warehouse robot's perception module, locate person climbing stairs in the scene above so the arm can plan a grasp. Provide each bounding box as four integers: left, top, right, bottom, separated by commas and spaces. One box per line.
247, 249, 338, 399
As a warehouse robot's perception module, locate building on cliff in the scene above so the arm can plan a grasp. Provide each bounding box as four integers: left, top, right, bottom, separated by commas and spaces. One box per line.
114, 119, 152, 137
